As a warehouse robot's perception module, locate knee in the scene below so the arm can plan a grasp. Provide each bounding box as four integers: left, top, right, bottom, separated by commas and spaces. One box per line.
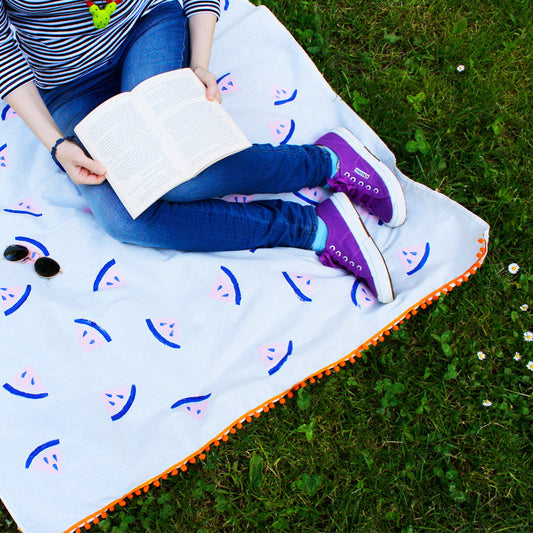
96, 211, 139, 244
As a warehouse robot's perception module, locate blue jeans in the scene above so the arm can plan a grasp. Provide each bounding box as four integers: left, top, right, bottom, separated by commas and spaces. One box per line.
40, 1, 331, 251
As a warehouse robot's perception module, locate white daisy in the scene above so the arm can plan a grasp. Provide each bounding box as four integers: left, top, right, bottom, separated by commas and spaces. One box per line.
482, 400, 492, 407
520, 304, 529, 312
508, 263, 520, 274
524, 331, 533, 342
477, 351, 486, 360
514, 352, 521, 361
527, 361, 533, 372
456, 64, 465, 72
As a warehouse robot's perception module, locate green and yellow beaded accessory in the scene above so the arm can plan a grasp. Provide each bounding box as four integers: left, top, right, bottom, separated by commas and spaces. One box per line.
86, 0, 122, 29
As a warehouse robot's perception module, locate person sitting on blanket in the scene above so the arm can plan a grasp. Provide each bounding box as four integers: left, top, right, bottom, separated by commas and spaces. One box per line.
1, 0, 406, 304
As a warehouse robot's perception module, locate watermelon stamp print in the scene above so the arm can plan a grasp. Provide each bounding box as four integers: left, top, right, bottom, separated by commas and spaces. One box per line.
145, 319, 180, 349
293, 187, 326, 206
257, 340, 294, 376
3, 366, 48, 399
209, 265, 242, 305
101, 385, 136, 421
221, 194, 255, 203
4, 197, 42, 217
217, 73, 240, 94
269, 119, 295, 145
1, 105, 17, 120
0, 143, 8, 168
93, 259, 126, 291
74, 318, 112, 352
14, 236, 49, 259
351, 280, 377, 309
271, 85, 298, 106
398, 243, 431, 275
282, 272, 314, 302
171, 393, 212, 419
25, 439, 61, 473
0, 285, 31, 316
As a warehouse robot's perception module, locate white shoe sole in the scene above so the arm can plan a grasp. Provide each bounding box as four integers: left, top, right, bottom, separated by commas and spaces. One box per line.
333, 127, 407, 227
331, 192, 394, 303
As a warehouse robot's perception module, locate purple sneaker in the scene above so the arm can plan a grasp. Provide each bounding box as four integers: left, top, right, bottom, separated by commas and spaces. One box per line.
315, 127, 406, 227
316, 192, 394, 303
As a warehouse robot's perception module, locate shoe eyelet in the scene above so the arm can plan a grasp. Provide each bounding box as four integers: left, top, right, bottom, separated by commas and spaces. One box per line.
343, 256, 348, 262
344, 172, 350, 178
357, 265, 362, 271
329, 245, 336, 251
350, 177, 356, 182
373, 187, 379, 193
349, 261, 355, 267
336, 251, 342, 257
358, 181, 364, 187
366, 184, 371, 190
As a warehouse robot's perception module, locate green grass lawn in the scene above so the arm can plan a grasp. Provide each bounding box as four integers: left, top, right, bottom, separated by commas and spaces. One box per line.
1, 0, 531, 531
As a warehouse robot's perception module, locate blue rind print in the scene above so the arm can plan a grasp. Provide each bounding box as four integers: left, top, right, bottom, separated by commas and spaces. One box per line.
407, 242, 431, 275
145, 319, 181, 349
268, 340, 294, 376
110, 385, 136, 421
74, 318, 112, 342
2, 383, 48, 399
25, 439, 60, 469
171, 393, 212, 410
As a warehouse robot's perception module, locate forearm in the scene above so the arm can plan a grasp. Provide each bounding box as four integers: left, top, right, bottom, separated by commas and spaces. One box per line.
188, 12, 217, 70
5, 81, 64, 151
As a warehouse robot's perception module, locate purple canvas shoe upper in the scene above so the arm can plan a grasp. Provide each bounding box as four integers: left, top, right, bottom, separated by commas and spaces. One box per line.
316, 196, 379, 298
315, 130, 405, 226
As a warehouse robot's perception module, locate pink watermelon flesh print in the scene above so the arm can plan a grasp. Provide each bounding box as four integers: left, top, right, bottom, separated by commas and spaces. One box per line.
221, 194, 255, 203
101, 385, 136, 421
171, 393, 211, 419
293, 186, 326, 206
269, 119, 295, 145
1, 285, 31, 316
93, 258, 126, 291
257, 340, 294, 375
282, 272, 314, 302
217, 73, 240, 94
145, 318, 180, 348
209, 265, 242, 305
3, 365, 48, 399
74, 318, 112, 352
271, 85, 298, 105
351, 280, 377, 309
398, 242, 431, 275
4, 197, 42, 217
25, 439, 61, 473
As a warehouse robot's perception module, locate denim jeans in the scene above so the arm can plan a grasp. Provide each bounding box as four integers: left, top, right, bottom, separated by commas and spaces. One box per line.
39, 1, 331, 251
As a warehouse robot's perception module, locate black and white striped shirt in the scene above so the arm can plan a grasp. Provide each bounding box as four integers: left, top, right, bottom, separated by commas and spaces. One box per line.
0, 0, 221, 99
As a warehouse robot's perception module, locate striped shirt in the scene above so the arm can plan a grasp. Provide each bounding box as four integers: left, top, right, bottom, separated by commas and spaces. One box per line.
0, 0, 221, 99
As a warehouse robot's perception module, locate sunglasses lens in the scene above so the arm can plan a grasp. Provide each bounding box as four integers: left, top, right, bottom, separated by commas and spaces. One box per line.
34, 257, 61, 278
4, 245, 30, 262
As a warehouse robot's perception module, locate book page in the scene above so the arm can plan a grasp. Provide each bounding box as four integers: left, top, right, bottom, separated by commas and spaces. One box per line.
75, 93, 187, 219
135, 69, 251, 175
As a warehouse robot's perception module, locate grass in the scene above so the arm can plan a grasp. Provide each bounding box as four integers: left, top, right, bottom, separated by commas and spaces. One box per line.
1, 0, 532, 531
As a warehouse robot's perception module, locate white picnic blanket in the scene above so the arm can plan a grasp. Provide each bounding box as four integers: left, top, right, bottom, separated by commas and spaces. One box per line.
0, 1, 489, 532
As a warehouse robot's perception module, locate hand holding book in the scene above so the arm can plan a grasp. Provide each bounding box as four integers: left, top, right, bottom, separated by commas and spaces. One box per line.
74, 68, 251, 219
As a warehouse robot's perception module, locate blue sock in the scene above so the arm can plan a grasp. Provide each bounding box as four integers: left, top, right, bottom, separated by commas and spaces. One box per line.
322, 146, 339, 179
311, 216, 328, 252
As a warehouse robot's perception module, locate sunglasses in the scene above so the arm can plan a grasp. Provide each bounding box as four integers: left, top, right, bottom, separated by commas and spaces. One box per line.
4, 244, 61, 278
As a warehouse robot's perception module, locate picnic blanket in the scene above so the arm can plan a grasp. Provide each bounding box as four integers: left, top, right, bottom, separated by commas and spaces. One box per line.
0, 1, 489, 532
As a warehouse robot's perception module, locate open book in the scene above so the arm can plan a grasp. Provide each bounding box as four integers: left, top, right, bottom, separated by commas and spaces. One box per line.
74, 68, 251, 219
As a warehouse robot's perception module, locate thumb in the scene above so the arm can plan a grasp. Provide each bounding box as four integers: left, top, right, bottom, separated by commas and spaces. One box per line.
78, 153, 106, 176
